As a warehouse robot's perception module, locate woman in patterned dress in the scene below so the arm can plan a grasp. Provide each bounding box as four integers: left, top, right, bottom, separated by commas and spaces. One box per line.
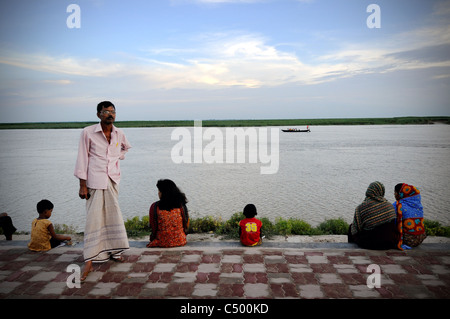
393, 183, 427, 249
146, 179, 189, 248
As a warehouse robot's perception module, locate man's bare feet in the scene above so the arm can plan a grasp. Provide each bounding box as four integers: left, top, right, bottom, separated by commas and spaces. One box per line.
81, 261, 93, 281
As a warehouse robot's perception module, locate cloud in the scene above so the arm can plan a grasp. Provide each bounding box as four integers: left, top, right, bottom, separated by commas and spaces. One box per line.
433, 73, 450, 80
1, 20, 449, 92
0, 53, 125, 77
432, 0, 450, 18
43, 79, 73, 85
311, 22, 450, 78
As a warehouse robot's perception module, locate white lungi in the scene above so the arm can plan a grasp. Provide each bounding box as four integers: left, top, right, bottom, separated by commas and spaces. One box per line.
84, 178, 129, 262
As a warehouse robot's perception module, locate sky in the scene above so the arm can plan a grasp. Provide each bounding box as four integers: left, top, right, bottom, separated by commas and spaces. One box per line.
0, 0, 449, 123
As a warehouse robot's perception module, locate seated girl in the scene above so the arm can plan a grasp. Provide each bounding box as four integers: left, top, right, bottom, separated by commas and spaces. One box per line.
393, 183, 426, 249
239, 204, 263, 246
146, 179, 189, 248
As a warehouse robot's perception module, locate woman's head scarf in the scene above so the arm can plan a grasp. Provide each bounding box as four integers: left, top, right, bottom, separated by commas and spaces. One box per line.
365, 181, 387, 202
397, 183, 420, 199
351, 181, 396, 236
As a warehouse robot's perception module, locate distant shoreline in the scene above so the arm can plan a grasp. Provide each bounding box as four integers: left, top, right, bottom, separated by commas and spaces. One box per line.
0, 116, 449, 130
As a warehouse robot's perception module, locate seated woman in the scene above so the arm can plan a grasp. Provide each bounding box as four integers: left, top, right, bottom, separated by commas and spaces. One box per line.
146, 179, 189, 248
0, 212, 17, 240
348, 181, 399, 250
393, 183, 426, 249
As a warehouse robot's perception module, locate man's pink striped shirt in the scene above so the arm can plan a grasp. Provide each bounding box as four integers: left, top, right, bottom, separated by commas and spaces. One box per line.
74, 123, 131, 189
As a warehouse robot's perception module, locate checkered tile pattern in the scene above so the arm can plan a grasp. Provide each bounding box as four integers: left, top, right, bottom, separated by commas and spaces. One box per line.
1, 245, 449, 299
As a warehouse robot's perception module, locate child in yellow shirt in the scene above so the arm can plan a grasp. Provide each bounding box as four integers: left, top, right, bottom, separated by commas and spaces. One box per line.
28, 199, 71, 252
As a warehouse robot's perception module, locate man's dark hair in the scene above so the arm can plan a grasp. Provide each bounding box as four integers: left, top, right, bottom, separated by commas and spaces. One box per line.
97, 101, 115, 113
37, 199, 54, 214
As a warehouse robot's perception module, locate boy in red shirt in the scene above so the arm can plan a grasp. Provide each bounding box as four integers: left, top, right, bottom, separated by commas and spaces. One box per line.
239, 204, 263, 246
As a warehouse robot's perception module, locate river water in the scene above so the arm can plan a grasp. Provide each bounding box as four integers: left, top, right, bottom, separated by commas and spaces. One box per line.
1, 124, 449, 232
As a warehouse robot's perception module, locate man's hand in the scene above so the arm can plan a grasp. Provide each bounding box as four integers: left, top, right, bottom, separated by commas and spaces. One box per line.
79, 179, 90, 200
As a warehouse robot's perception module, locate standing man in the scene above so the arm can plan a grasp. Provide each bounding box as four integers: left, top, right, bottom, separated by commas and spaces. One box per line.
74, 101, 131, 280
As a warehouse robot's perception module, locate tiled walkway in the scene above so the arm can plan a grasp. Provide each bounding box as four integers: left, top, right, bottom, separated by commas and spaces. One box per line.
1, 240, 449, 299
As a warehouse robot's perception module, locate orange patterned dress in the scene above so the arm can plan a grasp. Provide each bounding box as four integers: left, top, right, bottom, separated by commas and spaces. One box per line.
148, 205, 187, 248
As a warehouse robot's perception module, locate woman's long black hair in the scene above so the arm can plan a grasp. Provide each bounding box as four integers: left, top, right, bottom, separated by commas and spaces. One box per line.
156, 179, 188, 211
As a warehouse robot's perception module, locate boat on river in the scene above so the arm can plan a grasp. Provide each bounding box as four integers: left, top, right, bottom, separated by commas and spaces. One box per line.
282, 127, 310, 133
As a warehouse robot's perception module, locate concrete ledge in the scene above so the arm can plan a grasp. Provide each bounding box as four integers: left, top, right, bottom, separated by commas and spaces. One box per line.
129, 240, 450, 251
2, 240, 449, 251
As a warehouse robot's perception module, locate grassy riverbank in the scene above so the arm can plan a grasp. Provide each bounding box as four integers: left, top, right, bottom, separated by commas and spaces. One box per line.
122, 213, 450, 239
4, 213, 448, 239
1, 116, 449, 130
